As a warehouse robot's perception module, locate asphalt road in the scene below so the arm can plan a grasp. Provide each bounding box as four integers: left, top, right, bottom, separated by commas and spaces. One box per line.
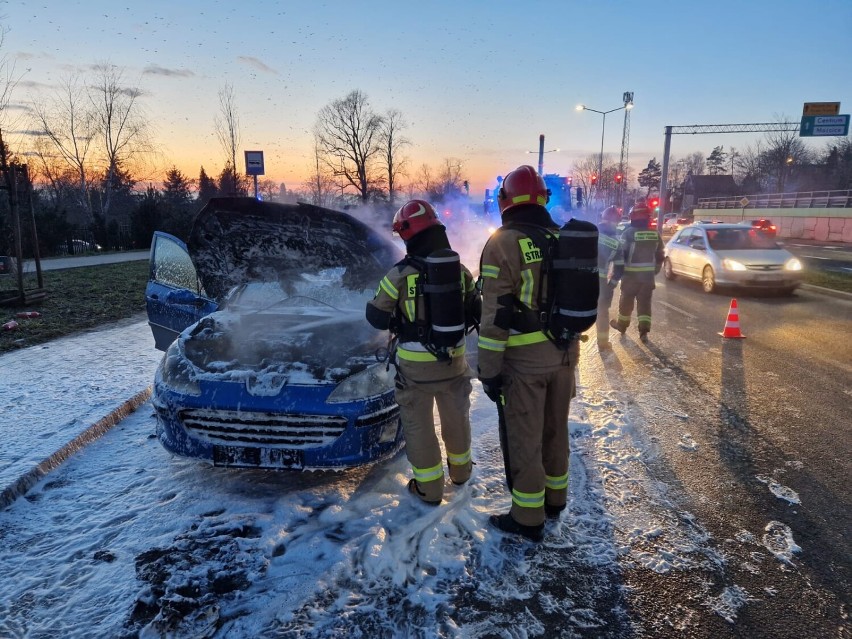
586, 278, 852, 637
782, 239, 852, 274
20, 250, 149, 272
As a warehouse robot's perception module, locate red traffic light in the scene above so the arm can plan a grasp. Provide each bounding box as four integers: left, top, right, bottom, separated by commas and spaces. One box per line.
614, 173, 623, 184
590, 174, 598, 185
648, 197, 660, 210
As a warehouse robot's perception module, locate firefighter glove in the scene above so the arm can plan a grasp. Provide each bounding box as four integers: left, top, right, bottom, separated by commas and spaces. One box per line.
479, 375, 503, 403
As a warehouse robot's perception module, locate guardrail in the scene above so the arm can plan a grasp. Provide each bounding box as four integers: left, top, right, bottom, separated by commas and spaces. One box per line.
698, 190, 852, 210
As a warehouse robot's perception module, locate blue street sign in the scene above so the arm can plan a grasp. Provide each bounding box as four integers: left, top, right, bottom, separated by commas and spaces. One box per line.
799, 115, 850, 137
244, 150, 265, 176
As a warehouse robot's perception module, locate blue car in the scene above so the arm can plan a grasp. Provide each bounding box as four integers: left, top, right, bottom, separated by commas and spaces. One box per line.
145, 197, 405, 470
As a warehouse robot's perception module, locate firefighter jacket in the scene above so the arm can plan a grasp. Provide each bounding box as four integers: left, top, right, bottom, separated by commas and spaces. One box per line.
366, 259, 479, 384
616, 222, 664, 282
598, 228, 623, 286
477, 206, 578, 381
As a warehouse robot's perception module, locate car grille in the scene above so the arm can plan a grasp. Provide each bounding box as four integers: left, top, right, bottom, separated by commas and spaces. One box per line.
179, 409, 347, 448
355, 403, 400, 428
745, 264, 783, 271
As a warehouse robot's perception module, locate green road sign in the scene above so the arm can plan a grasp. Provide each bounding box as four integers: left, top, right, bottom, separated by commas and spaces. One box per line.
799, 114, 850, 137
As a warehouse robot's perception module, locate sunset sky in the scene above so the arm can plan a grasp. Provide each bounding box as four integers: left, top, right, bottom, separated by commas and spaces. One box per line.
3, 0, 851, 197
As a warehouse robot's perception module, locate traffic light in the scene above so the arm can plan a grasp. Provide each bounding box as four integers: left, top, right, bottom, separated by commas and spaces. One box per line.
614, 173, 623, 184
590, 174, 597, 186
648, 196, 660, 211
576, 187, 583, 208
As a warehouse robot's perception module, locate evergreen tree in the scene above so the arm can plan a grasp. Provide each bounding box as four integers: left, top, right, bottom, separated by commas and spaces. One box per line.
706, 146, 728, 175
130, 185, 163, 249
162, 167, 195, 239
637, 158, 662, 194
197, 166, 218, 206
217, 164, 245, 197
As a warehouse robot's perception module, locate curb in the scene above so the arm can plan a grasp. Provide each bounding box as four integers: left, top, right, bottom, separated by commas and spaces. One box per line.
0, 387, 152, 510
800, 283, 852, 301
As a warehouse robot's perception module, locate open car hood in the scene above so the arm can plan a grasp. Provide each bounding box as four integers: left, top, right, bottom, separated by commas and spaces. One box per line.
188, 197, 402, 300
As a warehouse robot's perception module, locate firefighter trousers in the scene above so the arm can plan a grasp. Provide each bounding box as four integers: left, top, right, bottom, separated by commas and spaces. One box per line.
596, 281, 616, 344
615, 276, 655, 332
501, 361, 574, 527
395, 373, 473, 502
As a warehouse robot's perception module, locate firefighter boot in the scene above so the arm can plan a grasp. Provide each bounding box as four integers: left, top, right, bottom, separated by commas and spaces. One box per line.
448, 458, 473, 485
407, 478, 442, 506
545, 503, 566, 519
610, 319, 627, 336
489, 513, 544, 542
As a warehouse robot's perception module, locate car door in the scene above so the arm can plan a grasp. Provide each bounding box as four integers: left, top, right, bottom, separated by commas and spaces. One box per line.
667, 229, 692, 276
682, 229, 709, 279
145, 231, 218, 351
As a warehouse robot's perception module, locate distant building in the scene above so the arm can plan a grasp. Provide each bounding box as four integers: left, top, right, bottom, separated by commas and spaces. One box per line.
682, 173, 739, 211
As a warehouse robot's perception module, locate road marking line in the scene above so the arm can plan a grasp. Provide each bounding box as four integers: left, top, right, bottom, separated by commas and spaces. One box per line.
659, 301, 697, 320
803, 254, 830, 260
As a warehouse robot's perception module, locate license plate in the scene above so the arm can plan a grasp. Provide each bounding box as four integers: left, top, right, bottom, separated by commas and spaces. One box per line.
213, 445, 303, 469
753, 274, 778, 281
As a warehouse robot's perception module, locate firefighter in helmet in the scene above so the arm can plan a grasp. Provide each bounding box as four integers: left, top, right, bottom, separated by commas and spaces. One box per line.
610, 202, 664, 342
596, 206, 624, 350
366, 200, 480, 505
477, 165, 580, 542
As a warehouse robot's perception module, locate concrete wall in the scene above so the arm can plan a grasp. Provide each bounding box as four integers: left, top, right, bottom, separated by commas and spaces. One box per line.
691, 207, 852, 243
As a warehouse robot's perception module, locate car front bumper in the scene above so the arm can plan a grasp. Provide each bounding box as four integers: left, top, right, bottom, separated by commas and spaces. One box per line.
152, 379, 403, 470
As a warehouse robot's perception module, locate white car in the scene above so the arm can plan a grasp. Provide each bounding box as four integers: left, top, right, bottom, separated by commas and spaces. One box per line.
663, 224, 803, 294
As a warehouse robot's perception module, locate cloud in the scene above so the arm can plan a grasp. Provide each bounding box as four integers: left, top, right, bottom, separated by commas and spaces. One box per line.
142, 65, 195, 78
237, 56, 278, 75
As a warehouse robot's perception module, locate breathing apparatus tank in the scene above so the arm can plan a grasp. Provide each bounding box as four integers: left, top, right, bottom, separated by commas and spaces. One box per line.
421, 248, 465, 350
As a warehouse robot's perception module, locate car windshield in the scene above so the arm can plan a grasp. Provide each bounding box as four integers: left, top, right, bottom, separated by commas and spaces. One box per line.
223, 268, 370, 312
706, 228, 780, 250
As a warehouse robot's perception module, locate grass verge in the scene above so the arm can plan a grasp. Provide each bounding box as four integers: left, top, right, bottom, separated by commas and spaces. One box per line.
801, 270, 852, 293
0, 260, 149, 354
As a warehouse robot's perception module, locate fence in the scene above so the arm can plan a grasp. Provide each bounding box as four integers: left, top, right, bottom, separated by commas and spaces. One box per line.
698, 190, 852, 210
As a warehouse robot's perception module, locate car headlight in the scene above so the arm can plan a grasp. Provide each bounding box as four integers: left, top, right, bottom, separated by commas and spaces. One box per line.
156, 342, 201, 396
722, 259, 747, 271
784, 258, 803, 271
326, 363, 395, 403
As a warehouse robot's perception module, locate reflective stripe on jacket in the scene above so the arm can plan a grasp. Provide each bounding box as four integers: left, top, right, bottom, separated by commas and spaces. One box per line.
477, 225, 570, 379
620, 227, 664, 278
367, 260, 476, 382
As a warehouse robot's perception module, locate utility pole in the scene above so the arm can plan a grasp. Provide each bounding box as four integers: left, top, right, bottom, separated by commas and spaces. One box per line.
618, 91, 634, 209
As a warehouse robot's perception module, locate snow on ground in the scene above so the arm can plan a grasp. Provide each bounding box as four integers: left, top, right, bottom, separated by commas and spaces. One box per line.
0, 321, 807, 637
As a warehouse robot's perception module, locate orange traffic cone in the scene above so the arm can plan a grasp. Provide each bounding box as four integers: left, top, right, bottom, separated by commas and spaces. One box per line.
719, 299, 746, 338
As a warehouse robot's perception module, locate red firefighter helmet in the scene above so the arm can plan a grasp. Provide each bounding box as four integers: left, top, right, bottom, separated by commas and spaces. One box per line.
392, 199, 443, 241
629, 203, 651, 221
498, 165, 550, 214
600, 206, 621, 224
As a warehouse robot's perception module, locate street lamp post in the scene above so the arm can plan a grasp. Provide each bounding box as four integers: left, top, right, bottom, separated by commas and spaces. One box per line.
526, 133, 559, 175
576, 99, 634, 204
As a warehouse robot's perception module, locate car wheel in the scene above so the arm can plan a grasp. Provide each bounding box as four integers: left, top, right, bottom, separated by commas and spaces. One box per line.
702, 266, 716, 294
663, 258, 676, 280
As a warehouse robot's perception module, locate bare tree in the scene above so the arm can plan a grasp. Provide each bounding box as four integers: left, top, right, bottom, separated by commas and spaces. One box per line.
90, 63, 152, 217
315, 89, 384, 202
682, 151, 706, 177
31, 74, 97, 222
303, 134, 339, 208
761, 119, 812, 192
378, 109, 409, 207
214, 82, 242, 195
